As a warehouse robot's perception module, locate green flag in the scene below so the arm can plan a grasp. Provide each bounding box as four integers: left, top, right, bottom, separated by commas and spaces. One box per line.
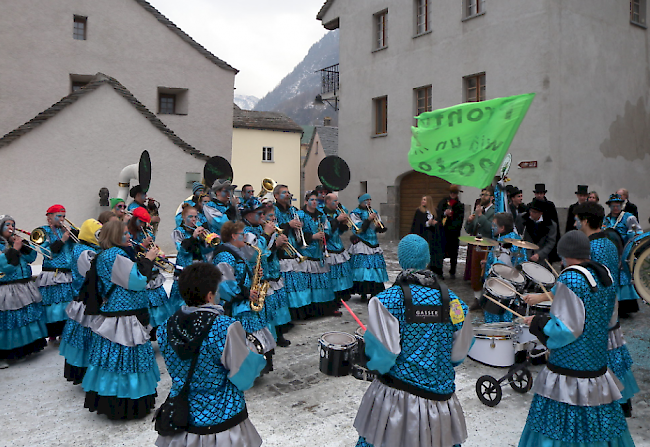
409, 93, 535, 188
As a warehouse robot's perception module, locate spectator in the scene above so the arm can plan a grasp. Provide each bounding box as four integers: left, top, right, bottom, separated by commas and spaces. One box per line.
411, 195, 444, 277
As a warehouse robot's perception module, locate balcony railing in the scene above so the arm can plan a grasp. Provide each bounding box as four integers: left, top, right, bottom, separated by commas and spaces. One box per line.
319, 63, 339, 95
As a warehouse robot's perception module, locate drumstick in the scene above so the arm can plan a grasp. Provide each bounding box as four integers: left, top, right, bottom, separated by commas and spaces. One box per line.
482, 294, 526, 319
341, 300, 367, 331
545, 259, 559, 277
539, 284, 554, 302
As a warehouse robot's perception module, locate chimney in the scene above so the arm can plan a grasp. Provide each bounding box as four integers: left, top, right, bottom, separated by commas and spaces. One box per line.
323, 116, 332, 126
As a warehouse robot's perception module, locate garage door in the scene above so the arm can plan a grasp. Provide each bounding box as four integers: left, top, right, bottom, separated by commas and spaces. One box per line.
399, 171, 451, 238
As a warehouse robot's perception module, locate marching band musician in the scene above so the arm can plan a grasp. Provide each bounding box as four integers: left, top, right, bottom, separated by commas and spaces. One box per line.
604, 193, 642, 245
36, 204, 77, 341
155, 263, 266, 447
482, 213, 528, 324
296, 191, 337, 317
169, 205, 215, 309
109, 198, 129, 222
349, 194, 389, 302
273, 184, 311, 320
574, 202, 639, 417
353, 234, 473, 447
204, 179, 238, 235
59, 219, 103, 384
519, 231, 634, 447
464, 187, 495, 309
174, 182, 207, 226
82, 220, 160, 420
323, 193, 354, 307
0, 215, 48, 369
128, 185, 161, 226
128, 207, 178, 336
212, 221, 275, 374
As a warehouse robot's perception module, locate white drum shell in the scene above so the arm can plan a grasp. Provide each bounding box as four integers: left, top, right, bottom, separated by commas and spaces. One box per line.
468, 328, 515, 367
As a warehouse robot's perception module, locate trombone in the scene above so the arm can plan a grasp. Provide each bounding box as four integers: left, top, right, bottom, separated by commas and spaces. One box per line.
337, 204, 359, 232
130, 239, 179, 274
14, 228, 53, 259
272, 225, 306, 262
61, 218, 81, 243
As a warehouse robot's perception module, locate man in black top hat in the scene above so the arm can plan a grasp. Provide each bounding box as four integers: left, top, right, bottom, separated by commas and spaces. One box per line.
529, 183, 560, 261
520, 198, 557, 264
437, 184, 465, 278
565, 185, 589, 234
508, 186, 527, 231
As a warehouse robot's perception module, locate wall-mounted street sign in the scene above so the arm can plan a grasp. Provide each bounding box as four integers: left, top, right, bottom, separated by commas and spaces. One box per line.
518, 161, 538, 169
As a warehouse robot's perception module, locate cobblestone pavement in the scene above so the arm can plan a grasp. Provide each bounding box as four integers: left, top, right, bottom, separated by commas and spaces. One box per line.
1, 242, 649, 446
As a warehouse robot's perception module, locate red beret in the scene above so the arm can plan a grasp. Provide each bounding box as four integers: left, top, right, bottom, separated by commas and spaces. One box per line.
132, 206, 151, 223
46, 204, 66, 214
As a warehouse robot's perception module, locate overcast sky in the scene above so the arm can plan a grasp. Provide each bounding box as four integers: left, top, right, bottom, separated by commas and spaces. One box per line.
147, 0, 329, 99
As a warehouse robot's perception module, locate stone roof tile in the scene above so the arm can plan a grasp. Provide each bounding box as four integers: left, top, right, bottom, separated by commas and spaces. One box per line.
233, 107, 303, 133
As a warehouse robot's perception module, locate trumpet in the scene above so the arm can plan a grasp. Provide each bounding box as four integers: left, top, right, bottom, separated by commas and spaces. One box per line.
186, 224, 221, 247
273, 225, 306, 262
337, 204, 359, 231
131, 239, 179, 274
370, 208, 385, 229
14, 228, 53, 259
318, 221, 329, 258
61, 218, 81, 243
291, 209, 308, 248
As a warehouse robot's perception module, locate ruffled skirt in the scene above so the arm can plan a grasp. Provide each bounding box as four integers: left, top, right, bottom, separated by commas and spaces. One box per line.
39, 282, 75, 323
0, 300, 48, 359
155, 418, 262, 447
351, 252, 389, 297
354, 380, 467, 447
59, 318, 95, 383
327, 258, 353, 293
607, 346, 639, 402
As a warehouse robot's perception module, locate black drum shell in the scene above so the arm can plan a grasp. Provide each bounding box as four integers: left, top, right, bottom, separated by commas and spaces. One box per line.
353, 327, 369, 368
318, 333, 357, 377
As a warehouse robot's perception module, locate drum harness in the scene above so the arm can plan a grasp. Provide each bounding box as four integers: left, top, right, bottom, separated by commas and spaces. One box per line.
376, 277, 454, 402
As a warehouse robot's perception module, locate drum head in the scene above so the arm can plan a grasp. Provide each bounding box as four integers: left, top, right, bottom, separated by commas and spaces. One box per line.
633, 244, 650, 305
473, 324, 514, 339
320, 331, 357, 348
355, 327, 365, 338
491, 263, 525, 285
521, 262, 556, 285
485, 278, 516, 298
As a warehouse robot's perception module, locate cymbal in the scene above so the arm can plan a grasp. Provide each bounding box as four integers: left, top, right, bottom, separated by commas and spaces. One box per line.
459, 236, 499, 247
503, 238, 539, 250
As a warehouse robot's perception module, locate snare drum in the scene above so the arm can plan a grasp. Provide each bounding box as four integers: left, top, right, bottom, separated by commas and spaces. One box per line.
468, 324, 516, 367
529, 300, 552, 317
520, 262, 556, 292
480, 277, 517, 315
353, 327, 368, 368
318, 332, 357, 376
489, 263, 526, 292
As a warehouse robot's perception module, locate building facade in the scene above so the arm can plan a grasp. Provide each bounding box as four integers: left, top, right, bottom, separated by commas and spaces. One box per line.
302, 125, 339, 200
318, 0, 650, 239
231, 106, 303, 201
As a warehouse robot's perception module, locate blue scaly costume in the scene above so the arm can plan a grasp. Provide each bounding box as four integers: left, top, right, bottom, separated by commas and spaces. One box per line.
82, 246, 160, 419
169, 224, 214, 309
350, 201, 389, 299
519, 264, 634, 446
0, 224, 48, 360
323, 203, 354, 301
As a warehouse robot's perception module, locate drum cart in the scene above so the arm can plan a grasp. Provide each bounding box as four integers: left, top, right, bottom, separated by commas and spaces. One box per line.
475, 348, 546, 407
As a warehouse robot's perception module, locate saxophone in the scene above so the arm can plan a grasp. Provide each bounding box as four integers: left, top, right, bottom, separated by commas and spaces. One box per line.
246, 242, 269, 312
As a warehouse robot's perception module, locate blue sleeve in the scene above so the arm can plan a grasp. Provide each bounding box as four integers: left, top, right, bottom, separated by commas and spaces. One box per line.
0, 253, 18, 276
543, 314, 578, 350
218, 280, 240, 303
127, 263, 149, 291
229, 350, 266, 391
364, 330, 399, 374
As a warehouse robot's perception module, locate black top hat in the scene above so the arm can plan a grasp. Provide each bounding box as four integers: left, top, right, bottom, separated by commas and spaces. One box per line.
575, 185, 588, 195
510, 187, 523, 197
129, 184, 144, 198
533, 183, 547, 193
529, 198, 546, 212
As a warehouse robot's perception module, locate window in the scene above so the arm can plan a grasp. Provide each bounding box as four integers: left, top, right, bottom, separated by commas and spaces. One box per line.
360, 181, 368, 195
71, 81, 87, 92
73, 16, 87, 40
465, 0, 486, 18
185, 172, 201, 189
631, 0, 647, 26
374, 10, 387, 50
373, 96, 388, 135
157, 87, 189, 115
464, 73, 486, 102
415, 85, 433, 118
69, 74, 94, 93
262, 147, 274, 162
159, 94, 176, 114
415, 0, 430, 35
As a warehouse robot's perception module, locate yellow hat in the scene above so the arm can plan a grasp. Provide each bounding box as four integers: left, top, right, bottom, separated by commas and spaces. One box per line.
79, 219, 102, 246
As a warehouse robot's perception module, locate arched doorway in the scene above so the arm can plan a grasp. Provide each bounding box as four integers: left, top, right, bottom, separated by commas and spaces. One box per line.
399, 172, 451, 237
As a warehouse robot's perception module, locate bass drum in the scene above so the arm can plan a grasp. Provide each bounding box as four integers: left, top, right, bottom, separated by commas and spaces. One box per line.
624, 232, 650, 275
632, 238, 650, 305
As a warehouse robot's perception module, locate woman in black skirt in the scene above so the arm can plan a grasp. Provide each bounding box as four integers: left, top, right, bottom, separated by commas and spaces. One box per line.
410, 196, 445, 277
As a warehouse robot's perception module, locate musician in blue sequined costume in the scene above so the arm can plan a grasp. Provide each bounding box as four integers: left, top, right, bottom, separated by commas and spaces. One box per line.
155, 263, 266, 447
59, 219, 102, 384
170, 205, 215, 308
204, 179, 238, 235
35, 204, 77, 339
520, 231, 635, 447
354, 234, 473, 447
128, 207, 178, 332
482, 213, 528, 324
242, 200, 291, 347
603, 194, 643, 315
274, 185, 313, 319
323, 194, 353, 307
574, 203, 639, 418
0, 216, 47, 367
81, 220, 160, 420
213, 221, 275, 373
295, 192, 336, 317
174, 182, 207, 226
350, 194, 389, 300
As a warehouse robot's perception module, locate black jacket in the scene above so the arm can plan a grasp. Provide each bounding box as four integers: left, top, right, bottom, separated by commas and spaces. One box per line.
437, 197, 465, 233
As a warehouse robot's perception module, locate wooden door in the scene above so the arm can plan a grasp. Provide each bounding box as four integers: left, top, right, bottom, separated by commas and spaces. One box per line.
399, 171, 450, 237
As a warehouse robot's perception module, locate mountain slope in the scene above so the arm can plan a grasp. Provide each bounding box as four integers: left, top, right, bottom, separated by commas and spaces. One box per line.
254, 30, 339, 126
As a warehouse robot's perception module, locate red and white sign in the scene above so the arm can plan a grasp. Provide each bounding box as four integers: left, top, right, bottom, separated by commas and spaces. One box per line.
518, 161, 538, 169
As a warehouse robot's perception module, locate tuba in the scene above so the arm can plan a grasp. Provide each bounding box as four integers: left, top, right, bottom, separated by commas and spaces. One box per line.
258, 178, 277, 198
245, 242, 268, 312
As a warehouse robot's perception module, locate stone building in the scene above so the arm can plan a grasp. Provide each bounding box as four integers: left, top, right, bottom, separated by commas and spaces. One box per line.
318, 0, 650, 239
302, 125, 339, 200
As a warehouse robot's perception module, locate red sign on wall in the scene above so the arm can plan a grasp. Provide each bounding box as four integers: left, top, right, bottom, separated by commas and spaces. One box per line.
518, 161, 538, 169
